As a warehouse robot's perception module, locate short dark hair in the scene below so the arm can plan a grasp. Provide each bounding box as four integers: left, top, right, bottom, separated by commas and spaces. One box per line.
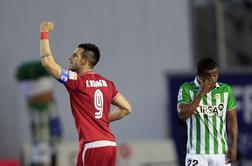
78, 43, 100, 67
197, 58, 217, 75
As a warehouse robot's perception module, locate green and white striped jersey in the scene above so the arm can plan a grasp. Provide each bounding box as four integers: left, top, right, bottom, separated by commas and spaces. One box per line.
177, 78, 236, 155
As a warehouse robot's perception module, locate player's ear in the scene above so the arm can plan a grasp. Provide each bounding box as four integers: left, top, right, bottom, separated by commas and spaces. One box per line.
81, 57, 88, 65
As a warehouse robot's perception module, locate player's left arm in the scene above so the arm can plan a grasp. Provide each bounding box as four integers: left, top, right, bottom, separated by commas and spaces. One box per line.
40, 22, 62, 80
109, 94, 132, 122
226, 108, 238, 162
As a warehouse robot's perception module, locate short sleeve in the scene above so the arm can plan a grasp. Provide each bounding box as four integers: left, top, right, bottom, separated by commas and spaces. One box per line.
111, 81, 120, 100
177, 83, 191, 105
227, 85, 237, 110
57, 69, 79, 91
177, 83, 191, 112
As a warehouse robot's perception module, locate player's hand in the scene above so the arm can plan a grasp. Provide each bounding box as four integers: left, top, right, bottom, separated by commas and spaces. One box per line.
226, 145, 237, 163
199, 79, 214, 96
40, 22, 54, 32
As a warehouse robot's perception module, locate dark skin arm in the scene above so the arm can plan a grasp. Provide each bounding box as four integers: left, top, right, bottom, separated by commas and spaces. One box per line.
226, 109, 238, 163
178, 78, 214, 121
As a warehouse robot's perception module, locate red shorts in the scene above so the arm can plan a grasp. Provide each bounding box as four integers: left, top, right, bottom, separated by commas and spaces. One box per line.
77, 140, 117, 166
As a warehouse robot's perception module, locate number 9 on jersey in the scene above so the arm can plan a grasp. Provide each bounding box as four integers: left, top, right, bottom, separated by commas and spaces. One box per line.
94, 89, 104, 119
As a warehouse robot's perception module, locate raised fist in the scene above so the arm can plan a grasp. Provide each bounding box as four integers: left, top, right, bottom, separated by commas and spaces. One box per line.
40, 22, 54, 32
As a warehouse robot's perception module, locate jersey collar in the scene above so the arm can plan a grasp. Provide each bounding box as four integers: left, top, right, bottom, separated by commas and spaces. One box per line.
81, 71, 96, 75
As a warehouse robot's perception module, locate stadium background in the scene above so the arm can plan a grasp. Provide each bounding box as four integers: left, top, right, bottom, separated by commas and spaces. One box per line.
0, 0, 252, 165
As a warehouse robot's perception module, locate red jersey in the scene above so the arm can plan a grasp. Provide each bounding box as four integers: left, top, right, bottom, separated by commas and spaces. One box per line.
58, 69, 119, 144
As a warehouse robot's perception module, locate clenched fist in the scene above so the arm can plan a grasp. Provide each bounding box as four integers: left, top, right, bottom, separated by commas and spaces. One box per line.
40, 22, 54, 32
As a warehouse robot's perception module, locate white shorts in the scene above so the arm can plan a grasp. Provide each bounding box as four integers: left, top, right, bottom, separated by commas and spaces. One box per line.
185, 153, 231, 166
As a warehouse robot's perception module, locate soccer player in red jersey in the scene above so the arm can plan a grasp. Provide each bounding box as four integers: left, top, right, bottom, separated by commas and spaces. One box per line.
40, 22, 132, 166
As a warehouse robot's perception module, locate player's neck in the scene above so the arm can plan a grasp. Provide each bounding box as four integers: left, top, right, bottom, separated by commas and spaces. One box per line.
78, 66, 93, 74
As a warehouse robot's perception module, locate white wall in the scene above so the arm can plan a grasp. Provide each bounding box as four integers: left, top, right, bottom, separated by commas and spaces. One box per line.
0, 0, 192, 158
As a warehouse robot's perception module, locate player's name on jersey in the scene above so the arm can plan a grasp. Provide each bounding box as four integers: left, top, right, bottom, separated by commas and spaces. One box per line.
195, 103, 224, 116
86, 80, 108, 87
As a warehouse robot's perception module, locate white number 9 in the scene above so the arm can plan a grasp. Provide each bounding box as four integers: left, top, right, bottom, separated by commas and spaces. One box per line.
94, 89, 103, 119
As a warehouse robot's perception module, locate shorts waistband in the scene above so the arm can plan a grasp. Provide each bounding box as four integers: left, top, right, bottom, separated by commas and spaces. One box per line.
82, 140, 116, 165
84, 140, 117, 149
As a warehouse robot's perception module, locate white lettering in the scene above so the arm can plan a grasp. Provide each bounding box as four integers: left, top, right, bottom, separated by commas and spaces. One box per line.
86, 80, 108, 87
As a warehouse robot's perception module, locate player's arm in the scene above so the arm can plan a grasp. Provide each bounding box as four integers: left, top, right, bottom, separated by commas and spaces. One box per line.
226, 109, 238, 162
178, 94, 203, 121
40, 22, 61, 79
109, 94, 132, 122
178, 79, 213, 121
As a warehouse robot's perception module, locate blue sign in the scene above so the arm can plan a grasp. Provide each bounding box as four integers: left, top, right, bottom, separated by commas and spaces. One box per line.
167, 72, 252, 165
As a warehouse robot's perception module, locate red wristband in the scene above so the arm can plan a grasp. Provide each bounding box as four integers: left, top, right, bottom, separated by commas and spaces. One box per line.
40, 32, 49, 40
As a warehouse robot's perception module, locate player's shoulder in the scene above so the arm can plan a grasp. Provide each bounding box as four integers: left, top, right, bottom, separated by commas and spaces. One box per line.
217, 82, 234, 92
179, 81, 196, 90
94, 72, 111, 81
217, 82, 232, 89
82, 72, 114, 83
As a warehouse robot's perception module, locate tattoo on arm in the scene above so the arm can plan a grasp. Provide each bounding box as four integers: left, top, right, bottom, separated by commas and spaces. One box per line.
40, 53, 52, 58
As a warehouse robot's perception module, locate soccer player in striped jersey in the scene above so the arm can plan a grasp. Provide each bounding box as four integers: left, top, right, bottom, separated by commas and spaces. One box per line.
177, 58, 238, 166
40, 22, 132, 166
